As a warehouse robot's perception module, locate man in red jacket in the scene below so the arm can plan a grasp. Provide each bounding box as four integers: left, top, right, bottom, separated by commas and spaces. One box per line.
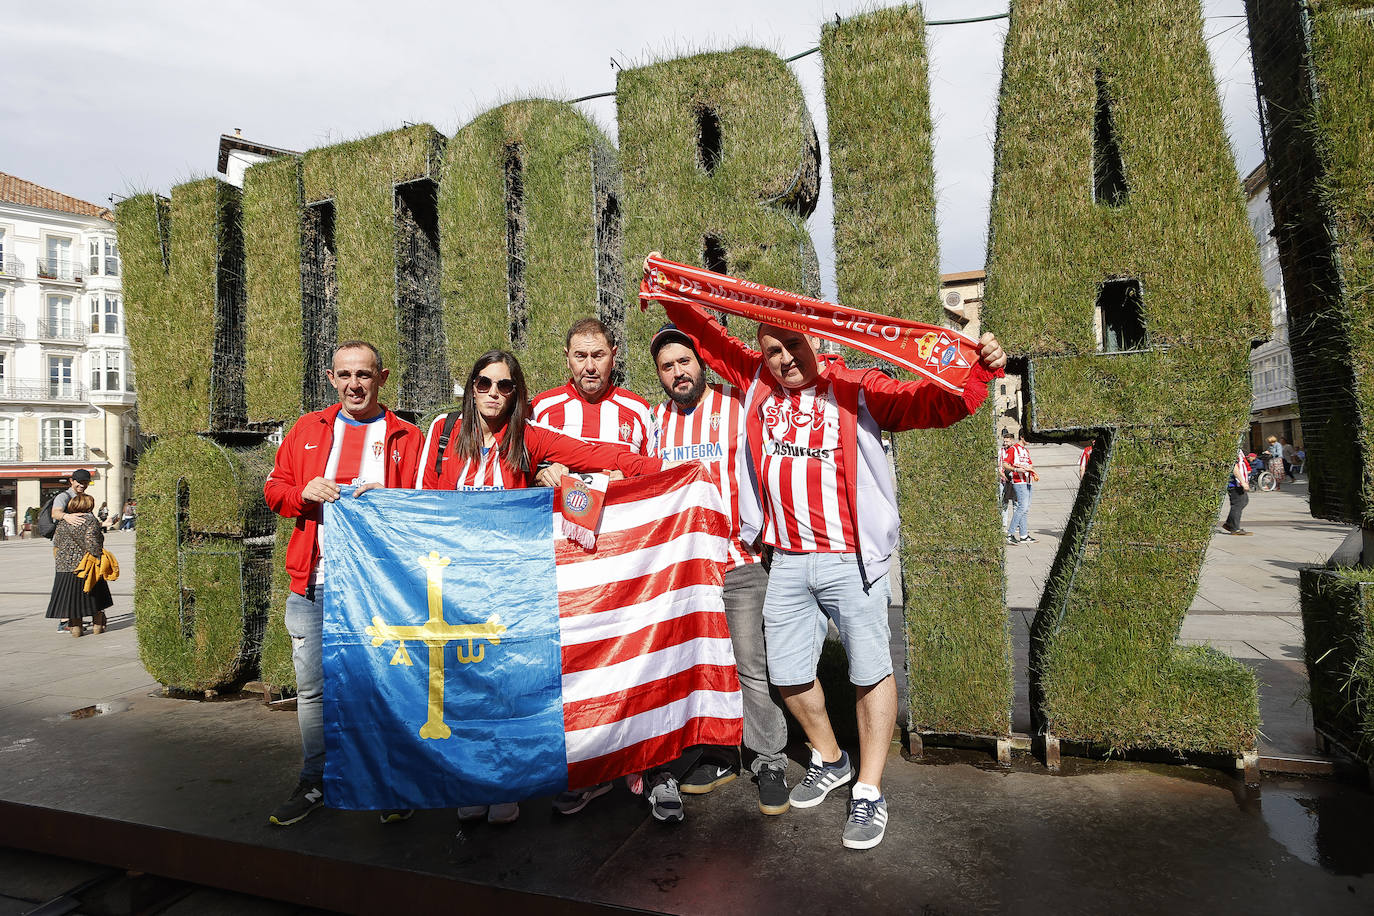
263, 340, 422, 826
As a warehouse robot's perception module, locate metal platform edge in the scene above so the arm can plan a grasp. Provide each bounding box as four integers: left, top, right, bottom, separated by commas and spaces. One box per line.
0, 801, 652, 916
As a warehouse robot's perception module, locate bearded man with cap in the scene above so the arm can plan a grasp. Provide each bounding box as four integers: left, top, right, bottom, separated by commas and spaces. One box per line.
650, 322, 791, 818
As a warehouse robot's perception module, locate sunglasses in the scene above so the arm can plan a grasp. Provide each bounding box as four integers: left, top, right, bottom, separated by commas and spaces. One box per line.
474, 375, 516, 395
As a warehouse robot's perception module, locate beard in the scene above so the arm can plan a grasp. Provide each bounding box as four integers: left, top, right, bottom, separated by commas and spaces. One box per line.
667, 372, 706, 409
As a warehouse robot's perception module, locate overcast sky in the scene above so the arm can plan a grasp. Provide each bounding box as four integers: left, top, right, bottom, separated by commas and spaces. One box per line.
4, 0, 1262, 295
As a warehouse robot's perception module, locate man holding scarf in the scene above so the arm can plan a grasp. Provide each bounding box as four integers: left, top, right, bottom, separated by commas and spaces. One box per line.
643, 253, 1005, 850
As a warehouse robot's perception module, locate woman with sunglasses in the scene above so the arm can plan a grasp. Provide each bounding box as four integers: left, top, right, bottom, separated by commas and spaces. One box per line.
418, 349, 663, 490
416, 349, 665, 826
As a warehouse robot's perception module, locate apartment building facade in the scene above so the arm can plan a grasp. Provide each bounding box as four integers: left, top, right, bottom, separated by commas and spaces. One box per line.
0, 172, 137, 529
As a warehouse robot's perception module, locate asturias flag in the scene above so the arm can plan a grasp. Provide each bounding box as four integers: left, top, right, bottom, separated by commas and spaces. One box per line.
320, 464, 741, 810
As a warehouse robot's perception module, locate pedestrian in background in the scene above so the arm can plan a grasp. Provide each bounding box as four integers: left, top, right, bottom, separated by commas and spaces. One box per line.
1003, 430, 1037, 545
45, 493, 112, 637
1266, 435, 1286, 491
1222, 449, 1253, 536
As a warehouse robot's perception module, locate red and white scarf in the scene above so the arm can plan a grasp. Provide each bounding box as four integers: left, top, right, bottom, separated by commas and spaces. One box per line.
641, 255, 983, 395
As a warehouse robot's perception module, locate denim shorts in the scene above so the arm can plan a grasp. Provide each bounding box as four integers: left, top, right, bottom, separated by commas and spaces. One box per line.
761, 550, 892, 688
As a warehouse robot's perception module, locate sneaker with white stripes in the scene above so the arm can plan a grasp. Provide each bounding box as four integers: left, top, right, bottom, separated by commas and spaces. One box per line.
789, 749, 852, 808
842, 794, 888, 850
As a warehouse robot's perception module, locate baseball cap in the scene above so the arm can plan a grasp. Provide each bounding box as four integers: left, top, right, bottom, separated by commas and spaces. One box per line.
71, 469, 92, 484
649, 323, 699, 361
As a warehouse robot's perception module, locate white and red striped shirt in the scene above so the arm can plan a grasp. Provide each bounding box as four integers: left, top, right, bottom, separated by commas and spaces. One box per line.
532, 382, 656, 456
314, 412, 388, 585
655, 383, 759, 572
1003, 442, 1033, 484
756, 378, 856, 553
445, 447, 505, 491
325, 413, 389, 485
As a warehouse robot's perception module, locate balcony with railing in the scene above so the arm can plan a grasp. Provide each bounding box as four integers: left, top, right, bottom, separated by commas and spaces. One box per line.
37, 318, 86, 343
39, 443, 87, 462
0, 377, 88, 403
0, 256, 22, 278
36, 257, 83, 283
0, 315, 21, 339
0, 443, 20, 462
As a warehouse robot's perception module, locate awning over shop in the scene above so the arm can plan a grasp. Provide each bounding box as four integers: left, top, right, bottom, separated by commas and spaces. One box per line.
0, 467, 102, 480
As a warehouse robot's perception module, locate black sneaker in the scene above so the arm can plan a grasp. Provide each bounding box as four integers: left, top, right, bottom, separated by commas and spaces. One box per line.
756, 764, 789, 815
269, 780, 323, 826
1006, 535, 1020, 546
552, 781, 613, 815
680, 761, 738, 795
1019, 534, 1038, 543
647, 771, 685, 823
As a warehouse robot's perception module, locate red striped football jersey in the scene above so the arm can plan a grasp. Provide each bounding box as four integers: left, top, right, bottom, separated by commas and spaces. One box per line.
532, 383, 656, 456
1004, 442, 1034, 484
654, 383, 759, 572
756, 379, 857, 553
326, 413, 388, 486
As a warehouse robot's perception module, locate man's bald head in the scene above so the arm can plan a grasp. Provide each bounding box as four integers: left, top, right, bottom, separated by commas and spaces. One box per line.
756, 324, 821, 389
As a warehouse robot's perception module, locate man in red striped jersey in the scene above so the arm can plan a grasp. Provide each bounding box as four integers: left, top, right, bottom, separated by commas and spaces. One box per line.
263, 340, 423, 827
649, 323, 791, 817
530, 318, 664, 816
532, 318, 656, 486
650, 269, 1005, 850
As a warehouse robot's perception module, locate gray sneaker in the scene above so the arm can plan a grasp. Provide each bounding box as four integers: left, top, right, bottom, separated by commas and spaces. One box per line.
842, 794, 888, 850
647, 772, 685, 823
789, 750, 852, 808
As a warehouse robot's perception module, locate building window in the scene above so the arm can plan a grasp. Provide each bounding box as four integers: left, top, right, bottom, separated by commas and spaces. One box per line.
88, 238, 120, 277
91, 349, 124, 392
48, 356, 75, 398
88, 293, 120, 335
42, 236, 75, 280
0, 352, 6, 391
46, 294, 77, 339
105, 295, 120, 334
42, 419, 81, 459
0, 416, 14, 461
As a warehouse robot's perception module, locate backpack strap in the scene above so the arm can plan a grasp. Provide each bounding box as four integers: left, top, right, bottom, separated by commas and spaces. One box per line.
433, 412, 461, 476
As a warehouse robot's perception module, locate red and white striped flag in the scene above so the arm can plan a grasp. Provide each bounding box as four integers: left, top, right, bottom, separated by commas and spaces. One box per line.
556, 463, 743, 788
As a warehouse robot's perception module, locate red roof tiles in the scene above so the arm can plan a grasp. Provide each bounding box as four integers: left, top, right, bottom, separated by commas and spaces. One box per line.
0, 172, 112, 221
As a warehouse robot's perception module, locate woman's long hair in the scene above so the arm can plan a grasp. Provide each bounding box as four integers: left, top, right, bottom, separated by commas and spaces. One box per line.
456, 350, 530, 474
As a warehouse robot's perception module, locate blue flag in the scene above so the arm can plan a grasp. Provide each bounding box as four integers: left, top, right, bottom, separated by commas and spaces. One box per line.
320, 487, 567, 810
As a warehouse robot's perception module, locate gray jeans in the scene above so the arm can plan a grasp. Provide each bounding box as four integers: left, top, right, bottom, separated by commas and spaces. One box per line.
285, 588, 325, 783
723, 562, 788, 773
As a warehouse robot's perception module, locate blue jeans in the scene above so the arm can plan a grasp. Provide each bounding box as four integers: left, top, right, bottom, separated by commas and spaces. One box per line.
285, 588, 325, 783
762, 550, 892, 688
1011, 483, 1033, 539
